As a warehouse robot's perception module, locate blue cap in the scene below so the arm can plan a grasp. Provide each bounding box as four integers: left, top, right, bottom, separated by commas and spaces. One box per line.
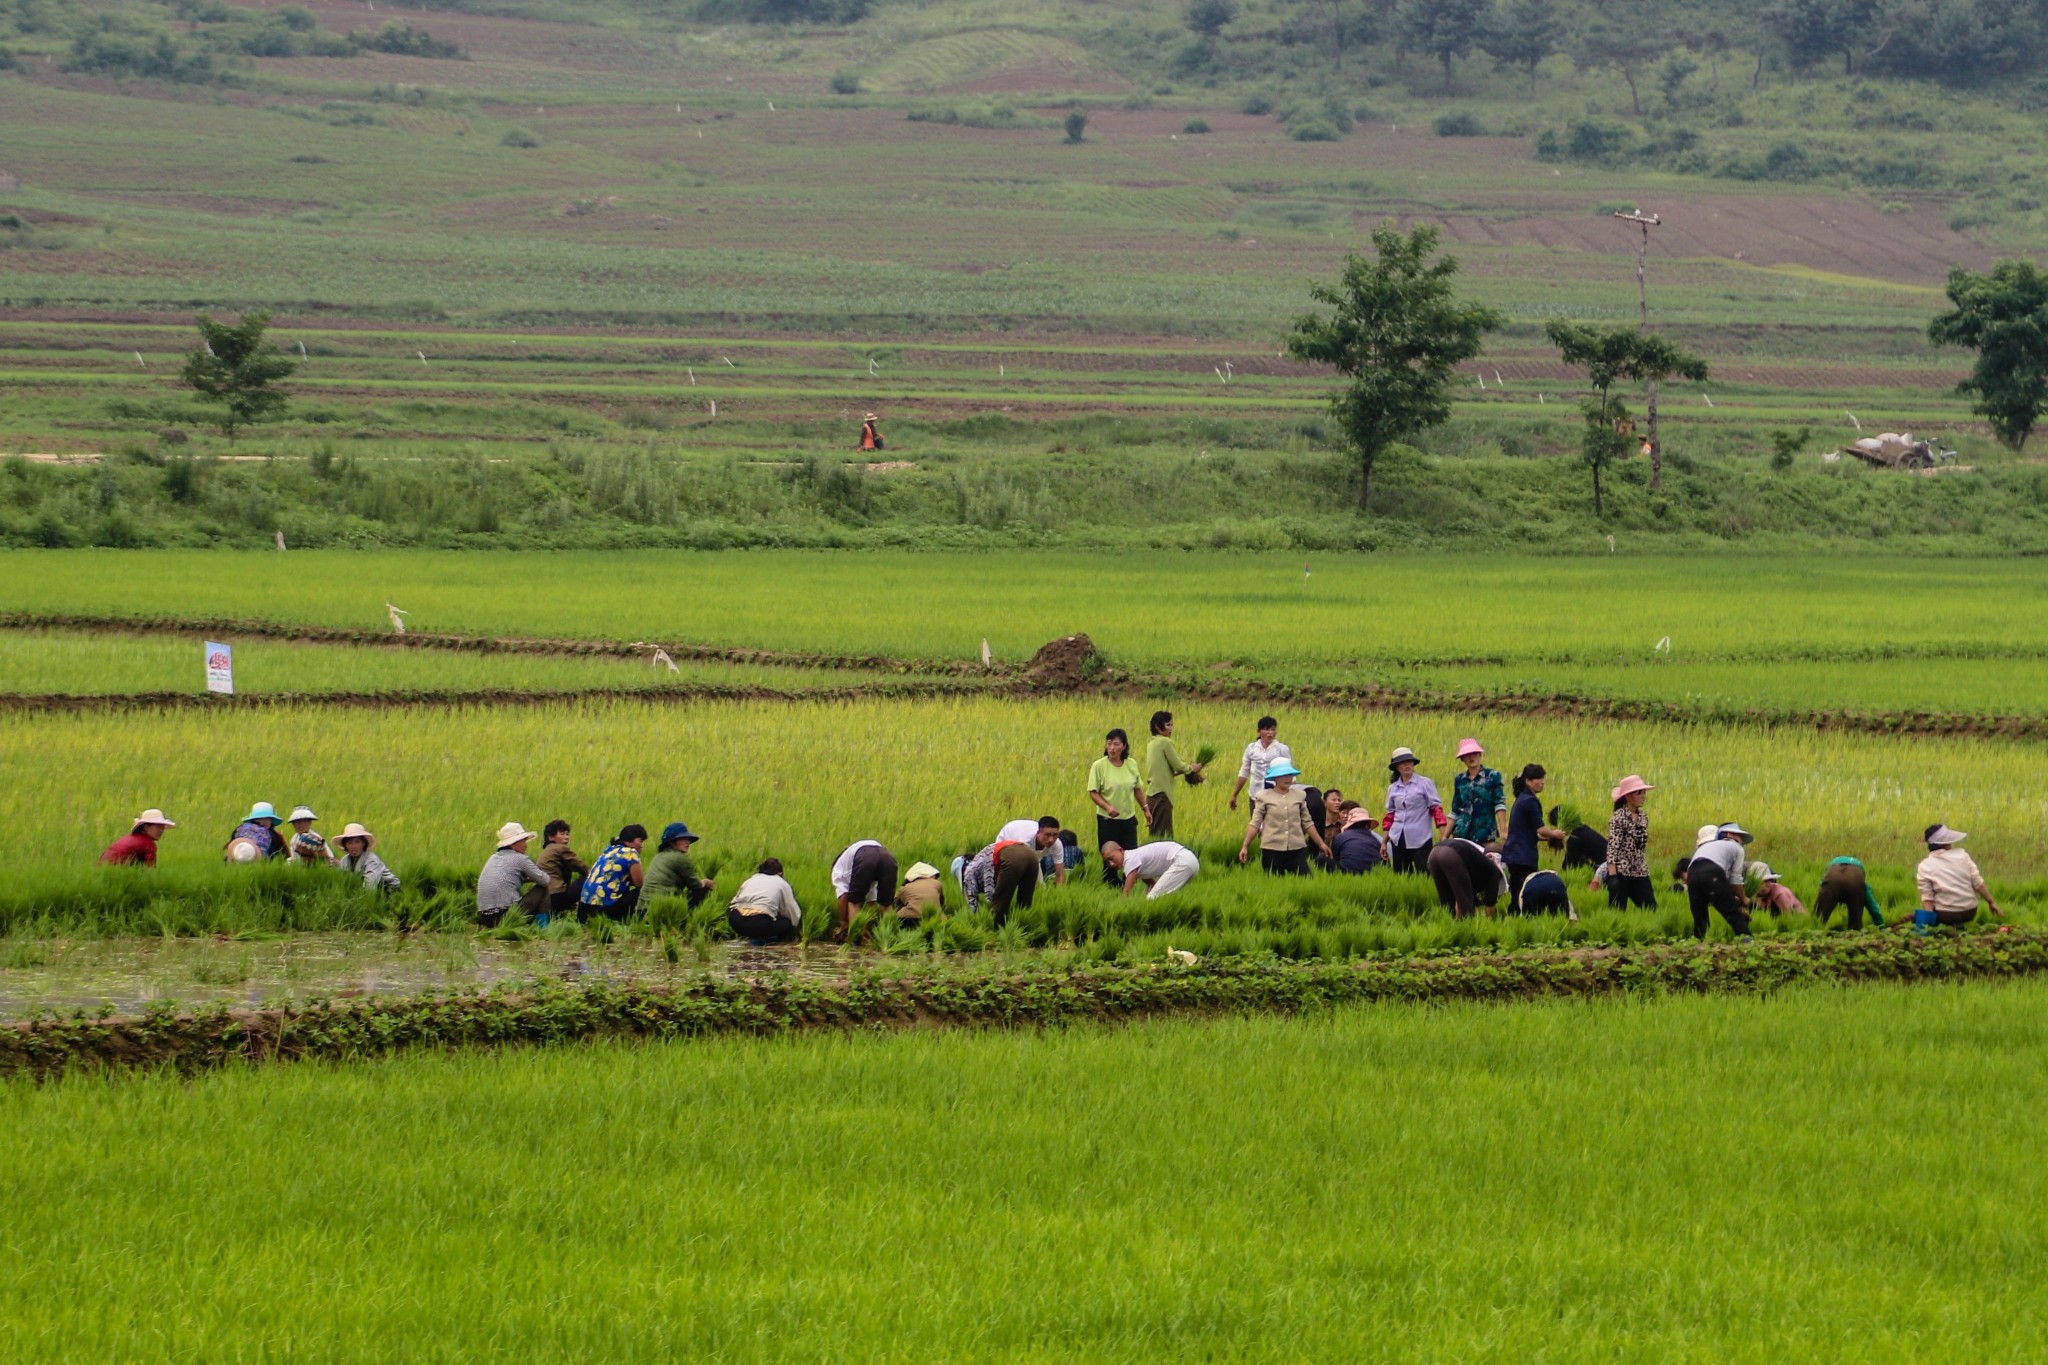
659, 821, 698, 846
1266, 761, 1302, 780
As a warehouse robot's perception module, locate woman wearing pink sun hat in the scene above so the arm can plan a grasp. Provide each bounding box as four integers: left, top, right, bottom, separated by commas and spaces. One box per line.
1448, 737, 1506, 849
1605, 774, 1658, 910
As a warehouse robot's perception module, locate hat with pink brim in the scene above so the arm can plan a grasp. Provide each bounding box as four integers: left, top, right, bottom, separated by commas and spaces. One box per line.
1456, 737, 1484, 759
1611, 775, 1654, 801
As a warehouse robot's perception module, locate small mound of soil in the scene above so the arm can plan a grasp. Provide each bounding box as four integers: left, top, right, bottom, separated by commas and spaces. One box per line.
1022, 633, 1100, 689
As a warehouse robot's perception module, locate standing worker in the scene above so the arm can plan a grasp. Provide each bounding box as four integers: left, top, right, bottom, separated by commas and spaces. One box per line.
831, 838, 900, 940
1103, 840, 1200, 899
1501, 764, 1566, 904
477, 822, 551, 927
1687, 822, 1754, 940
859, 412, 884, 451
1605, 775, 1657, 910
1448, 738, 1506, 848
1144, 711, 1204, 839
1914, 824, 2001, 929
100, 808, 176, 867
642, 822, 714, 906
1227, 716, 1292, 812
1814, 855, 1884, 930
1086, 728, 1147, 860
1381, 747, 1446, 874
1238, 761, 1330, 875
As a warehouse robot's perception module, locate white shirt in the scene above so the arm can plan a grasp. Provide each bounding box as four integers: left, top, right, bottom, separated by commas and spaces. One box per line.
1123, 841, 1189, 880
830, 840, 883, 899
1238, 738, 1292, 786
1691, 838, 1746, 881
1916, 848, 1983, 915
997, 819, 1041, 846
730, 873, 802, 925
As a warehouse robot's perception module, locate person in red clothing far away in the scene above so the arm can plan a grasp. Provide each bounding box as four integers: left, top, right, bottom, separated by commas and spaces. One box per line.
100, 808, 177, 866
859, 412, 884, 451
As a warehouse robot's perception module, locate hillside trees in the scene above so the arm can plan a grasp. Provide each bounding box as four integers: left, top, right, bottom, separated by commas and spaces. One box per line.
1928, 260, 2048, 451
1288, 223, 1502, 511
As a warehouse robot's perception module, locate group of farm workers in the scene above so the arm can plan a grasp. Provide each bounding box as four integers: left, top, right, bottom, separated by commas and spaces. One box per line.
97, 709, 2005, 942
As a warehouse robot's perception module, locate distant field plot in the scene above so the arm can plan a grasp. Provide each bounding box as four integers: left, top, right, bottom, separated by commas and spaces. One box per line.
5, 984, 2047, 1358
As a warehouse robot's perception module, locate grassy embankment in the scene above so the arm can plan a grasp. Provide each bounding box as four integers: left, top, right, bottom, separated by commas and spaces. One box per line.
5, 982, 2047, 1357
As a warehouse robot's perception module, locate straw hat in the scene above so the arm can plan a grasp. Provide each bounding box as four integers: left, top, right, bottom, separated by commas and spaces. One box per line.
905, 861, 941, 882
132, 808, 177, 831
336, 822, 376, 851
1456, 737, 1483, 759
495, 821, 537, 849
1611, 775, 1654, 801
864, 412, 879, 421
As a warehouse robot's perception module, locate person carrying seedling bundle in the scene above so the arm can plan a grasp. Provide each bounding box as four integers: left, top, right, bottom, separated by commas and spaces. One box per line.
643, 822, 713, 907
579, 824, 649, 923
283, 806, 334, 867
1238, 761, 1330, 875
1913, 824, 2001, 929
1228, 716, 1292, 812
1425, 837, 1505, 919
1381, 747, 1446, 874
335, 822, 399, 892
1687, 822, 1754, 939
831, 838, 900, 940
224, 801, 286, 863
1103, 840, 1200, 899
1143, 711, 1206, 840
101, 808, 176, 867
1814, 855, 1884, 930
1448, 738, 1506, 847
859, 412, 884, 451
1604, 776, 1656, 910
728, 857, 804, 944
477, 822, 551, 927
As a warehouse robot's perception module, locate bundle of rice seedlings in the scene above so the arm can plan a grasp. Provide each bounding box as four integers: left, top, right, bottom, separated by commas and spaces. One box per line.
1185, 743, 1220, 784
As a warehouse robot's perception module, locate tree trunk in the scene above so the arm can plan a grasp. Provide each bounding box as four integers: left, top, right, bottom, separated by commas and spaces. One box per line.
1591, 462, 1603, 517
1358, 452, 1373, 511
1707, 51, 1719, 91
1751, 50, 1763, 90
1623, 68, 1642, 116
1528, 63, 1539, 98
1441, 52, 1454, 95
1647, 379, 1661, 490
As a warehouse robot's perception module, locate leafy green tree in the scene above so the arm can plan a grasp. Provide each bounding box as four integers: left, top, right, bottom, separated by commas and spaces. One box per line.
181, 311, 296, 439
1577, 10, 1666, 115
1546, 322, 1708, 509
1184, 0, 1239, 39
1765, 0, 1879, 74
1769, 427, 1809, 472
1482, 0, 1561, 95
1396, 0, 1492, 95
1928, 260, 2048, 450
1063, 110, 1088, 143
1287, 222, 1503, 511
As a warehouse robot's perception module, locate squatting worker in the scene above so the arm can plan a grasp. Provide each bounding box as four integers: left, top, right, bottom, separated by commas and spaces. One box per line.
1605, 775, 1657, 910
579, 824, 649, 922
1815, 854, 1884, 930
1103, 840, 1199, 899
224, 801, 286, 863
477, 822, 551, 928
1087, 728, 1147, 856
1686, 822, 1754, 939
1238, 761, 1330, 875
1448, 738, 1506, 847
1426, 836, 1504, 919
1143, 711, 1203, 840
1326, 804, 1383, 873
1380, 747, 1446, 874
1228, 715, 1292, 812
894, 861, 944, 923
335, 822, 400, 892
642, 822, 713, 906
831, 838, 900, 939
1915, 824, 2001, 928
101, 808, 176, 867
728, 858, 803, 944
534, 819, 587, 917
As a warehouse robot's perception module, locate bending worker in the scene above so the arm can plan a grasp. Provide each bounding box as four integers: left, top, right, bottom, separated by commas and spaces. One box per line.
1102, 840, 1200, 899
1914, 824, 2001, 928
1815, 854, 1884, 930
1687, 822, 1754, 939
831, 838, 900, 939
1425, 836, 1504, 919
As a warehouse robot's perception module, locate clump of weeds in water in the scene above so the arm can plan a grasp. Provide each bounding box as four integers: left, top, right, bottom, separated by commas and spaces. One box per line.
660, 931, 682, 965
190, 947, 253, 985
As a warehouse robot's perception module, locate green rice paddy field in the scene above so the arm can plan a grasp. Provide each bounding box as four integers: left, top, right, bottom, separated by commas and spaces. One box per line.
7, 982, 2047, 1360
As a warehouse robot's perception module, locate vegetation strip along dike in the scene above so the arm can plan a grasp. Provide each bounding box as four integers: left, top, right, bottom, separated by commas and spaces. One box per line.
7, 617, 2048, 741
9, 932, 2045, 1081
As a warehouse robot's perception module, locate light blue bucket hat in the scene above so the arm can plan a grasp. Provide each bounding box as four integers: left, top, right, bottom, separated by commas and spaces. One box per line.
243, 801, 279, 824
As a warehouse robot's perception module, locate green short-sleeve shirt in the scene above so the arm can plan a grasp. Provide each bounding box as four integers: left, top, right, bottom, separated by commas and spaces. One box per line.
1088, 756, 1146, 820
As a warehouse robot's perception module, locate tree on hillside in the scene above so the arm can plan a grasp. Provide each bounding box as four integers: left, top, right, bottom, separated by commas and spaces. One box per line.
1928, 260, 2048, 451
181, 311, 296, 440
1547, 322, 1708, 514
1287, 222, 1503, 511
1577, 9, 1667, 116
1395, 0, 1492, 95
1482, 0, 1562, 96
1764, 0, 1880, 74
1294, 0, 1385, 73
1185, 0, 1240, 39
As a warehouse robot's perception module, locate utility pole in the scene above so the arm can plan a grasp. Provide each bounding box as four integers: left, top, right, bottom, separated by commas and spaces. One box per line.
1614, 209, 1665, 489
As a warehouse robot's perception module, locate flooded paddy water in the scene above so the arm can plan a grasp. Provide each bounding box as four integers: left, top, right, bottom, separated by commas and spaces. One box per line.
0, 932, 884, 1019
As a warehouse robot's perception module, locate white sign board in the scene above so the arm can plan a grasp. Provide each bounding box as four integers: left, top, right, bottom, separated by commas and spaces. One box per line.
204, 641, 234, 696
